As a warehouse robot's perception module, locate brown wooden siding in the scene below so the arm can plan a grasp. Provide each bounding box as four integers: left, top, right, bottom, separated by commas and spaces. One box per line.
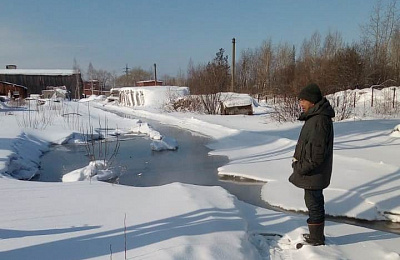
0, 74, 83, 99
0, 81, 28, 99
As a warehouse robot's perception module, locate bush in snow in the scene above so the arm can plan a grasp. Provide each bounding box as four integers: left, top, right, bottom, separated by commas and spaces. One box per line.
326, 90, 357, 121
372, 87, 399, 116
169, 95, 204, 112
270, 95, 301, 122
390, 124, 400, 138
16, 99, 66, 130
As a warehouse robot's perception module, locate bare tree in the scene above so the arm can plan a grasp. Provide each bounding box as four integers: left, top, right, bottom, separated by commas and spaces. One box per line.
87, 62, 95, 81
321, 30, 343, 60
186, 49, 230, 114
256, 40, 274, 94
361, 0, 400, 83
115, 66, 152, 86
296, 31, 323, 88
73, 58, 82, 99
391, 27, 400, 82
162, 69, 187, 86
236, 48, 256, 93
93, 69, 113, 93
272, 42, 296, 94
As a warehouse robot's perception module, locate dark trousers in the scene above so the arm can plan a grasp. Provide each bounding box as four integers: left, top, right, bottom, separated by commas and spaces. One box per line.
304, 189, 325, 224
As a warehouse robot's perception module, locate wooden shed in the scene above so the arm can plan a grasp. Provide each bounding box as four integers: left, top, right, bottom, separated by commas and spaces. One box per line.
0, 81, 28, 99
220, 93, 254, 115
0, 68, 83, 99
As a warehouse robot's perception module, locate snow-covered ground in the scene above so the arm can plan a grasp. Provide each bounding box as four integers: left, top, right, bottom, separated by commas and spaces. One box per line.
1, 86, 400, 259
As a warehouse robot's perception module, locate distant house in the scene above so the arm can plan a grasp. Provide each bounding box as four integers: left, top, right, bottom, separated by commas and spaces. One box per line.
0, 81, 28, 99
136, 80, 163, 87
83, 80, 110, 97
83, 80, 100, 96
220, 93, 254, 115
0, 66, 83, 99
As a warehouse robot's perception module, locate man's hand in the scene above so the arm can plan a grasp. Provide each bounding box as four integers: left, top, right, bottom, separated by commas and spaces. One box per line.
292, 157, 298, 169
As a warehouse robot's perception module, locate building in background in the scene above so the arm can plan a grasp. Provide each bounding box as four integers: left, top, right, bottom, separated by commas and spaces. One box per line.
136, 80, 163, 87
83, 80, 110, 97
0, 81, 28, 99
0, 65, 83, 99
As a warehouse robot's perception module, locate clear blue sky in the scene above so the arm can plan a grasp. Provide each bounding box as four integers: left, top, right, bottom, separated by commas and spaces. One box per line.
0, 0, 379, 77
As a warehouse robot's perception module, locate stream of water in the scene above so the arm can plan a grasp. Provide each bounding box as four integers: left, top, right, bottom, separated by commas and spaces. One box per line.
36, 113, 400, 235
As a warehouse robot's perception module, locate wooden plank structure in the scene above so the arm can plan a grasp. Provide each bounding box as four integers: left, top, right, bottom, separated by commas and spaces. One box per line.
221, 103, 253, 115
0, 68, 83, 99
83, 80, 111, 97
0, 81, 28, 99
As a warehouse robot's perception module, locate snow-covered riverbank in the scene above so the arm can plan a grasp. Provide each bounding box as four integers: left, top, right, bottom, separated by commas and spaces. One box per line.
1, 93, 400, 259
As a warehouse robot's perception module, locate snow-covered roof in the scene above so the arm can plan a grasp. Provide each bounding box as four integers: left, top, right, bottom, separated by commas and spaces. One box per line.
137, 80, 163, 83
220, 93, 253, 108
0, 69, 77, 76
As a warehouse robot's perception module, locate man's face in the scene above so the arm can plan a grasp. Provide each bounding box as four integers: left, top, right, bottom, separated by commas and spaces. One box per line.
299, 99, 315, 113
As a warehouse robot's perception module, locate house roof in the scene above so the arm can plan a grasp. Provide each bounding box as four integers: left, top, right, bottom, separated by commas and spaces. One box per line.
137, 80, 163, 83
0, 81, 28, 89
0, 69, 77, 76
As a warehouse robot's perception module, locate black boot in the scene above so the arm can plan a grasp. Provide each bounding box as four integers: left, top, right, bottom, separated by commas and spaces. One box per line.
303, 222, 325, 246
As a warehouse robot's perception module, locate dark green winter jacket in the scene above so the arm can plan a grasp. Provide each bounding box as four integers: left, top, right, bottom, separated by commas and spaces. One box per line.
289, 97, 335, 190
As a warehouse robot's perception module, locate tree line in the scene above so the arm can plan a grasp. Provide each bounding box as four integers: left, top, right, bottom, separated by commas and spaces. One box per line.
188, 0, 400, 97
79, 0, 400, 98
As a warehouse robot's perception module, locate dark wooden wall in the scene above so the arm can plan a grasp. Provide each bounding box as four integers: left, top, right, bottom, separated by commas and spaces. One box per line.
0, 74, 83, 99
0, 82, 28, 99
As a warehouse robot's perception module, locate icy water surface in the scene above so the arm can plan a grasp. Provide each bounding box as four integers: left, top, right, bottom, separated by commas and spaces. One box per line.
37, 115, 400, 235
38, 122, 268, 209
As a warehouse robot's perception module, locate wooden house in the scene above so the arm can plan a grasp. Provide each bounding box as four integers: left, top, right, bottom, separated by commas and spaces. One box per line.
83, 80, 100, 97
220, 94, 254, 115
0, 67, 83, 99
83, 80, 111, 97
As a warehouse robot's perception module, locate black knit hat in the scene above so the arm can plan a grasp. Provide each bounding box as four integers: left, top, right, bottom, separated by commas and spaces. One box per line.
298, 83, 322, 104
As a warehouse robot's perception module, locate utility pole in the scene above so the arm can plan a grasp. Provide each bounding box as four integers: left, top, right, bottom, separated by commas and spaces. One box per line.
124, 64, 130, 76
124, 64, 130, 86
154, 63, 157, 86
231, 38, 236, 92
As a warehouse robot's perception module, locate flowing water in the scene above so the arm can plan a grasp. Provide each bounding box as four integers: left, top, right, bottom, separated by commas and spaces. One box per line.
36, 113, 400, 235
38, 121, 268, 209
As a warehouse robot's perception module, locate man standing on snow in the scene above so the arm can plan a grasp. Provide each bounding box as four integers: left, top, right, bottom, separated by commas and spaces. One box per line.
289, 83, 335, 247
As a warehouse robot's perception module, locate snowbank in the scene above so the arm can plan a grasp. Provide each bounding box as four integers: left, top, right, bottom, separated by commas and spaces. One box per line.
0, 133, 48, 180
62, 160, 116, 182
130, 120, 179, 151
79, 95, 107, 102
130, 121, 162, 140
119, 86, 189, 108
150, 136, 178, 151
391, 124, 400, 137
0, 88, 400, 259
